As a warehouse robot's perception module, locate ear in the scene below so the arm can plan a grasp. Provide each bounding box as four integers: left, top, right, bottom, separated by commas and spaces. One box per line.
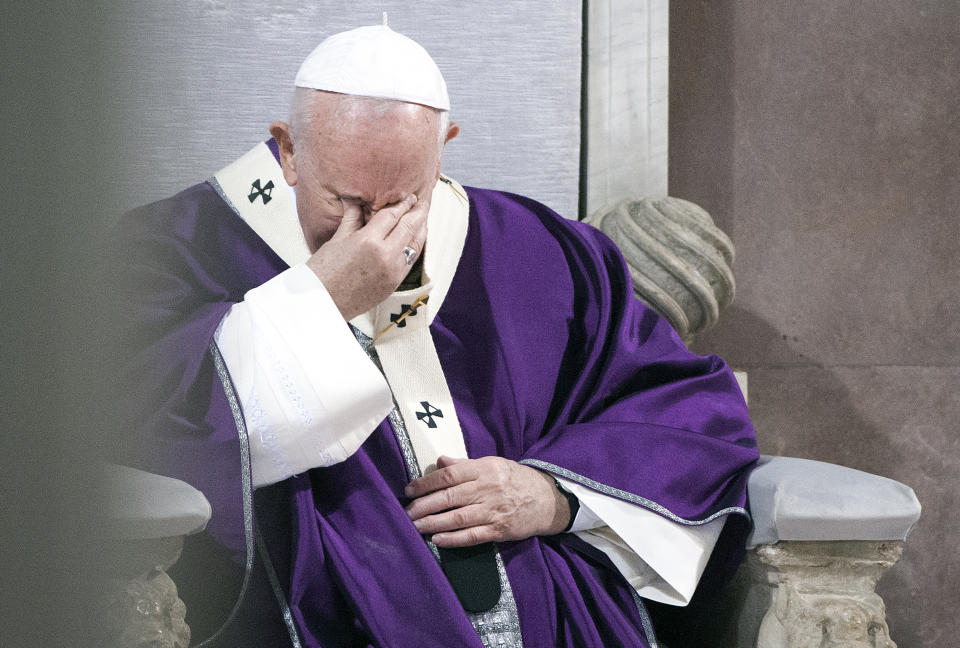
433, 121, 461, 181
269, 121, 298, 187
444, 121, 460, 144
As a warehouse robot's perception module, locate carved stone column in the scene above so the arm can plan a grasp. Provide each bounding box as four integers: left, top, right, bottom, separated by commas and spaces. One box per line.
100, 464, 211, 647
584, 0, 669, 216
754, 541, 903, 648
99, 538, 191, 648
586, 196, 736, 340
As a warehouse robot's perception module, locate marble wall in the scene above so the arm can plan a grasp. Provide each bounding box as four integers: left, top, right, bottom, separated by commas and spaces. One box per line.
669, 3, 960, 646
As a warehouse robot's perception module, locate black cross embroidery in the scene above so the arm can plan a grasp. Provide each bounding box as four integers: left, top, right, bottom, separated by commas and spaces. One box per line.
415, 401, 443, 428
390, 303, 419, 328
248, 178, 275, 204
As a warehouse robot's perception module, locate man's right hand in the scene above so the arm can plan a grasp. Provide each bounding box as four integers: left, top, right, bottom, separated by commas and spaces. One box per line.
305, 193, 427, 321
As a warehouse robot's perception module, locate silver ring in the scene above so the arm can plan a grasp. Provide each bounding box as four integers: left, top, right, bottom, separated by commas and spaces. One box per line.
402, 246, 417, 265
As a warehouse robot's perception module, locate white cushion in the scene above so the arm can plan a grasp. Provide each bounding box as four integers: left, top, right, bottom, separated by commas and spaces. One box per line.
103, 464, 212, 540
747, 455, 921, 548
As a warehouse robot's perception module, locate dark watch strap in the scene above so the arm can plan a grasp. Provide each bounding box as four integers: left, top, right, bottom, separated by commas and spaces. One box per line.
554, 477, 580, 533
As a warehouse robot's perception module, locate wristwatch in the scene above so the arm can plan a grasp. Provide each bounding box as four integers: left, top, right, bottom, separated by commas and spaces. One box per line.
553, 477, 580, 533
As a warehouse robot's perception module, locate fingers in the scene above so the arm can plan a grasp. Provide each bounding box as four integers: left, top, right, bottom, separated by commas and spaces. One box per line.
384, 198, 427, 251
357, 194, 427, 268
412, 503, 487, 535
406, 480, 479, 520
436, 455, 468, 469
410, 215, 428, 259
405, 459, 478, 499
335, 198, 365, 237
365, 193, 419, 240
404, 457, 548, 546
432, 525, 499, 548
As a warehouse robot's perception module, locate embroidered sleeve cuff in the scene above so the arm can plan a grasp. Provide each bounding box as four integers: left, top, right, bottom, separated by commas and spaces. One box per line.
557, 477, 726, 606
216, 264, 394, 488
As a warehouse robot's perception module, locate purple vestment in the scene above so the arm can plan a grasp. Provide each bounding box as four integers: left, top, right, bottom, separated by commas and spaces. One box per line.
109, 143, 758, 647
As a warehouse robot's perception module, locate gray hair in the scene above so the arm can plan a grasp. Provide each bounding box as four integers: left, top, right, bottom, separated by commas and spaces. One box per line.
289, 87, 449, 152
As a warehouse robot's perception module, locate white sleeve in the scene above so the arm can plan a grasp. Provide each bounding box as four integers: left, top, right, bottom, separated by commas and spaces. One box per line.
214, 264, 394, 489
557, 477, 726, 606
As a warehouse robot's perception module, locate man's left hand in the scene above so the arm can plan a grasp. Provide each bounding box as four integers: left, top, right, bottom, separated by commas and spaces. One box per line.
404, 456, 570, 548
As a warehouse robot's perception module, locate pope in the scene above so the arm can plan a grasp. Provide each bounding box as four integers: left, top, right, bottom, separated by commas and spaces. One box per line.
109, 22, 758, 648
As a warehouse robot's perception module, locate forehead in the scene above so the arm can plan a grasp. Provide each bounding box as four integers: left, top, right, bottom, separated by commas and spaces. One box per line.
307, 93, 440, 149
305, 95, 441, 200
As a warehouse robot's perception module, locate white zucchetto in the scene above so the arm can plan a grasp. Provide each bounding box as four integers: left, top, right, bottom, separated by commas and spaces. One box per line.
294, 25, 450, 111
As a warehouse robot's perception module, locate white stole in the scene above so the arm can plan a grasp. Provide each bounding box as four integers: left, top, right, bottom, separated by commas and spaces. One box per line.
213, 142, 472, 474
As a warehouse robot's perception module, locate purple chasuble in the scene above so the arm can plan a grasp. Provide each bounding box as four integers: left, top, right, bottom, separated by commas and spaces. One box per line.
108, 143, 758, 648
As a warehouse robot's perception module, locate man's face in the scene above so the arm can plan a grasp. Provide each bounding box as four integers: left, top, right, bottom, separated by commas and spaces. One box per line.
273, 93, 445, 253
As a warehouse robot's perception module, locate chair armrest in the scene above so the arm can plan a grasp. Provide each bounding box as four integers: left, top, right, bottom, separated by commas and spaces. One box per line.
103, 463, 212, 541
100, 464, 206, 647
746, 455, 921, 548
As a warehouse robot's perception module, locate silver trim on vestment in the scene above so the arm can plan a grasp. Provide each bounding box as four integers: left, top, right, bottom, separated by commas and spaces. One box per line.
198, 344, 258, 648
519, 458, 750, 526
353, 327, 441, 564
353, 327, 524, 645
352, 328, 422, 481
211, 343, 302, 646
385, 403, 443, 563
631, 589, 660, 648
209, 176, 242, 220
467, 552, 525, 648
256, 530, 303, 648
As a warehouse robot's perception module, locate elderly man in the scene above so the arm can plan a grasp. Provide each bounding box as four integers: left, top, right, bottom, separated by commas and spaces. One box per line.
111, 24, 757, 648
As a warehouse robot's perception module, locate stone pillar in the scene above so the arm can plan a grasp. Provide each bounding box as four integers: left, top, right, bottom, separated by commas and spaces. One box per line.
99, 537, 191, 648
753, 541, 903, 648
584, 0, 669, 217
99, 465, 212, 648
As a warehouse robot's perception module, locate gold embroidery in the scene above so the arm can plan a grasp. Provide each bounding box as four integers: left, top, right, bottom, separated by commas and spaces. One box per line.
373, 295, 430, 343
439, 174, 468, 203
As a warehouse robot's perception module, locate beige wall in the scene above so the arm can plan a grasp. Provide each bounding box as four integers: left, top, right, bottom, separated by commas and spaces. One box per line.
669, 2, 960, 646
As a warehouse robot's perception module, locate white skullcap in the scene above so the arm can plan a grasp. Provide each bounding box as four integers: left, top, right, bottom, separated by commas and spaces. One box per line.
294, 25, 450, 111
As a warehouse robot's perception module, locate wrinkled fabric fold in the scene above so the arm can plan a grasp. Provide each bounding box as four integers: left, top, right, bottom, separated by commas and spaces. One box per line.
108, 173, 757, 647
